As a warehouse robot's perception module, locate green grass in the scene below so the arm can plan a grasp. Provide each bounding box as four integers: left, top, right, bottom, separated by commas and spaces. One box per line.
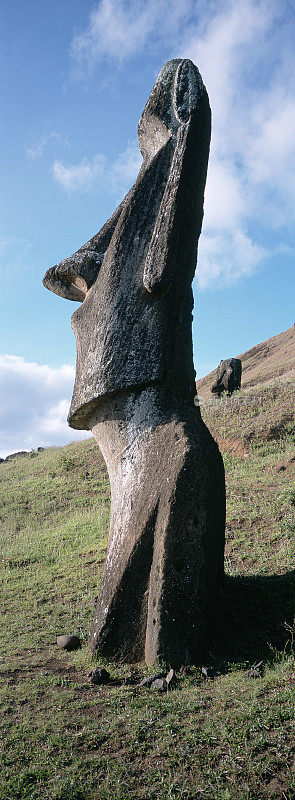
0, 382, 294, 799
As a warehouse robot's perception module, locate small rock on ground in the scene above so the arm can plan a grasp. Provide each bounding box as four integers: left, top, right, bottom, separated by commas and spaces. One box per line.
247, 660, 263, 678
150, 678, 168, 692
88, 667, 110, 685
56, 634, 81, 651
138, 673, 163, 688
201, 665, 217, 679
166, 668, 176, 686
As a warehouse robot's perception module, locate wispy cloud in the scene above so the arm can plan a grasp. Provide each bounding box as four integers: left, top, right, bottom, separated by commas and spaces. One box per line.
179, 0, 295, 286
68, 0, 295, 289
71, 0, 193, 70
51, 140, 142, 196
197, 229, 268, 290
0, 355, 90, 458
0, 236, 34, 279
26, 131, 68, 161
52, 153, 106, 193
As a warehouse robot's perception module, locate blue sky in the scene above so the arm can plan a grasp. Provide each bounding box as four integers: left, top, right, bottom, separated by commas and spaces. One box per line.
0, 0, 294, 456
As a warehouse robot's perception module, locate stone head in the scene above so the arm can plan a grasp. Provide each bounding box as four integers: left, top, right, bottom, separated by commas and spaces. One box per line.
138, 58, 204, 161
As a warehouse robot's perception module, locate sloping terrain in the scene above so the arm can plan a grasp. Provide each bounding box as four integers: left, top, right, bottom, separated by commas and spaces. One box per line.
197, 325, 295, 399
0, 380, 294, 799
200, 379, 295, 459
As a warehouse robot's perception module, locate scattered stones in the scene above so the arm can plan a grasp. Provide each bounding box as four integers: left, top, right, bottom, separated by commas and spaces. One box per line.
150, 678, 168, 692
247, 660, 263, 678
56, 634, 81, 652
88, 667, 110, 685
139, 669, 176, 691
138, 673, 163, 688
166, 668, 176, 686
201, 665, 217, 680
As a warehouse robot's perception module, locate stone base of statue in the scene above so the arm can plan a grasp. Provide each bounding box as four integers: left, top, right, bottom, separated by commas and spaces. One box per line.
88, 384, 225, 666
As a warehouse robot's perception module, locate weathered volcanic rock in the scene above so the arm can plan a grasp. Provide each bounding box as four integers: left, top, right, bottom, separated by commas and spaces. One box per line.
211, 358, 242, 397
166, 668, 176, 687
56, 634, 81, 651
150, 678, 168, 692
139, 673, 163, 688
43, 59, 226, 667
88, 667, 110, 685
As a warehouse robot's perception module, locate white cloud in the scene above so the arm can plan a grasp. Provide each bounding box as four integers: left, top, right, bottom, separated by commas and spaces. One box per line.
203, 157, 246, 231
52, 140, 142, 195
52, 153, 106, 193
179, 0, 295, 286
68, 0, 295, 288
71, 0, 193, 69
248, 97, 295, 196
0, 356, 90, 459
0, 236, 34, 279
197, 227, 268, 289
26, 131, 67, 161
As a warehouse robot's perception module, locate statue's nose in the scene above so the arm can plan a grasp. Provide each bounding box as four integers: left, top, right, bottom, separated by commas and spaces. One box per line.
43, 263, 87, 302
43, 250, 104, 302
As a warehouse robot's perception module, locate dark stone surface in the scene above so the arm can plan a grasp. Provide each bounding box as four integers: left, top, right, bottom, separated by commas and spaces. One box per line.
247, 660, 263, 678
88, 667, 110, 685
56, 634, 81, 651
138, 673, 163, 687
89, 385, 225, 666
43, 59, 211, 430
211, 358, 242, 397
201, 665, 217, 679
43, 59, 226, 667
150, 678, 168, 692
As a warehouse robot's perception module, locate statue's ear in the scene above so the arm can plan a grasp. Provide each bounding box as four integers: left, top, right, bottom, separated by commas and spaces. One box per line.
173, 59, 203, 125
143, 59, 206, 294
143, 60, 208, 296
142, 124, 188, 296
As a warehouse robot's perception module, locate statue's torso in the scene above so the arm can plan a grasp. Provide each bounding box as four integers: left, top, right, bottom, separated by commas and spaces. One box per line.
68, 144, 196, 429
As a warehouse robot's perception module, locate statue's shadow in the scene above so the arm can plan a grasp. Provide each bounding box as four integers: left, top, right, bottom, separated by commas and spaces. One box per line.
211, 570, 295, 669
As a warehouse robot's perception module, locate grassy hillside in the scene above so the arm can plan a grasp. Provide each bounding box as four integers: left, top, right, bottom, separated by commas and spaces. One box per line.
0, 380, 294, 800
196, 325, 295, 398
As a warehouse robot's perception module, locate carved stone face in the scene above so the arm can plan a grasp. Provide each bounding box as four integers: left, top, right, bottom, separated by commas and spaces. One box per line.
43, 59, 211, 430
138, 59, 203, 160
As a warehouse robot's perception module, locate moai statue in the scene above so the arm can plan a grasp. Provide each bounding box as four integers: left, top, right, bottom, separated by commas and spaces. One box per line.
211, 358, 242, 397
43, 59, 225, 667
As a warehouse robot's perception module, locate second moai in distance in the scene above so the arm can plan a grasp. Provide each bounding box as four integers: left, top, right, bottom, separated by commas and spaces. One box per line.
211, 358, 242, 397
43, 59, 226, 667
